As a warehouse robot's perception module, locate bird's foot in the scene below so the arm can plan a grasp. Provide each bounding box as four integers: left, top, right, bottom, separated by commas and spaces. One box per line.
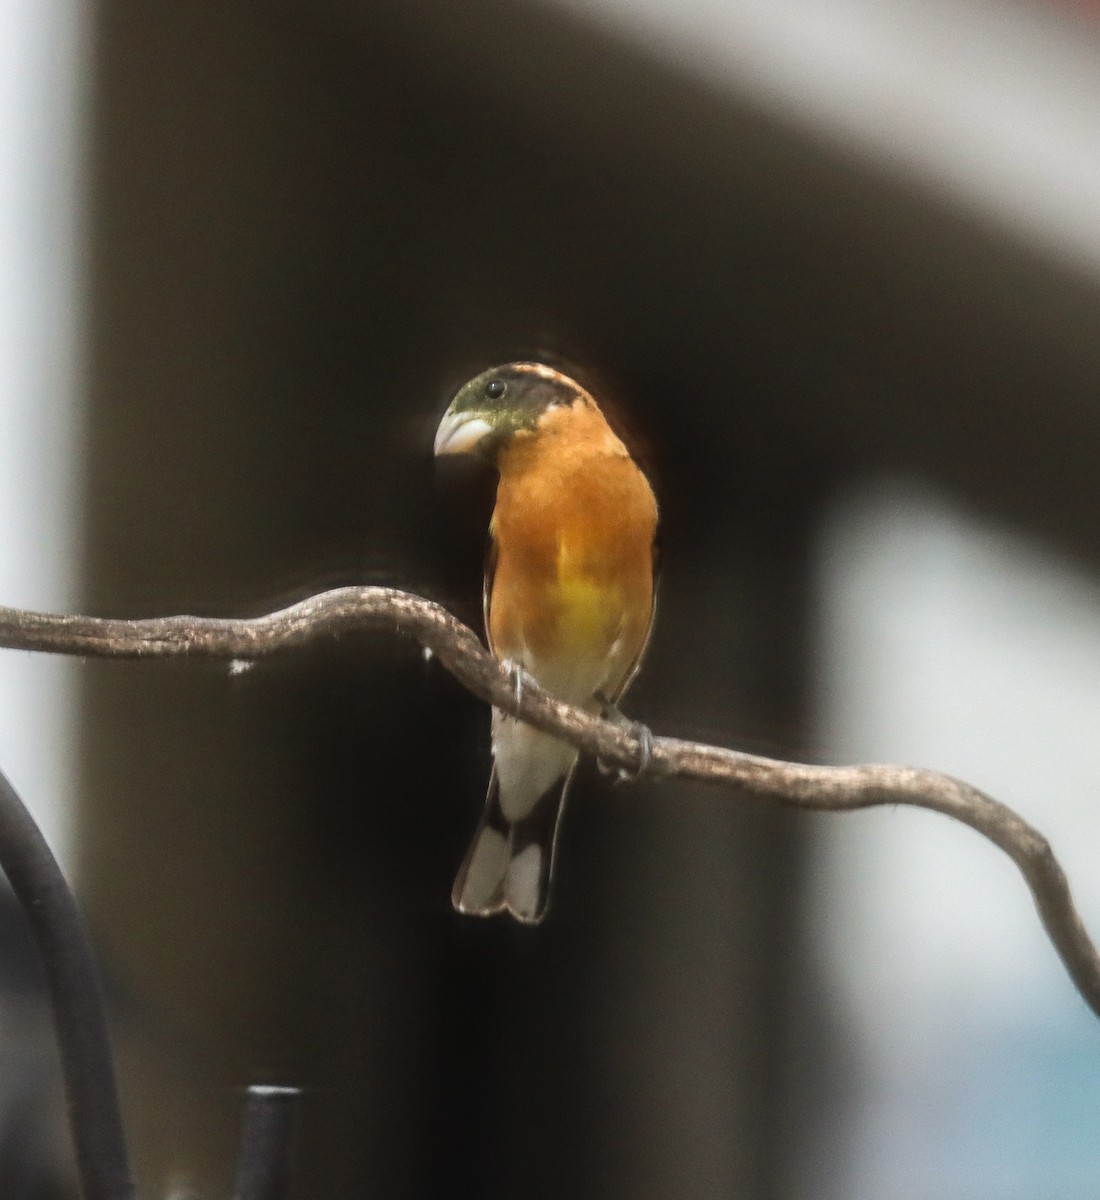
596, 699, 654, 782
501, 658, 537, 718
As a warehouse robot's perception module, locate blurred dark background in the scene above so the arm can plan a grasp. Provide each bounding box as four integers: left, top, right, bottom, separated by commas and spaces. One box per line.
5, 0, 1100, 1196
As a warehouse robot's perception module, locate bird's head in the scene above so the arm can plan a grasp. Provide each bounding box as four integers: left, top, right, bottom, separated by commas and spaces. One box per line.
433, 362, 592, 461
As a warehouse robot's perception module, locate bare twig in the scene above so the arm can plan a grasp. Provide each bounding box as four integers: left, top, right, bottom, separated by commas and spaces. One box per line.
1, 587, 1097, 1018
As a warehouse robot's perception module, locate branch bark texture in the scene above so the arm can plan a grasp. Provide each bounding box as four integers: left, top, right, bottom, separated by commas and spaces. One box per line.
1, 586, 1097, 1017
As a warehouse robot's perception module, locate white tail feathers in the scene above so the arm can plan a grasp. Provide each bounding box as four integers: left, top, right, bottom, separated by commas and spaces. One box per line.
504, 844, 543, 917
452, 828, 545, 923
454, 827, 509, 913
451, 762, 575, 924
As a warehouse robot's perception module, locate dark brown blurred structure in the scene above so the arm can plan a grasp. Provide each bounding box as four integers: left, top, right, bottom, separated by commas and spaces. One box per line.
77, 2, 1100, 1198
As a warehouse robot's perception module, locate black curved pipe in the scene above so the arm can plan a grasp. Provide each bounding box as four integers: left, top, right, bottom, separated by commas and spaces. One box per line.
0, 766, 133, 1200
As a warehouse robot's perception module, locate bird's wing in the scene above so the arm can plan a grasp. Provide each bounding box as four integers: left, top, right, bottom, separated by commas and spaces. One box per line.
482, 531, 499, 658
607, 536, 660, 705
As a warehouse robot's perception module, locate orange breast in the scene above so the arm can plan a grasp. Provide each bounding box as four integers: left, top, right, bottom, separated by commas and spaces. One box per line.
488, 402, 657, 704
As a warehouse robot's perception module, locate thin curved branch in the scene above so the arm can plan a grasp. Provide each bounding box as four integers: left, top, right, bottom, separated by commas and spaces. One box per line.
1, 586, 1097, 1017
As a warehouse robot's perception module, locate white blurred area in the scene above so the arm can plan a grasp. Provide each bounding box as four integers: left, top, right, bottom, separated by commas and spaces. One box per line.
812, 482, 1100, 1199
0, 0, 85, 870
550, 0, 1100, 275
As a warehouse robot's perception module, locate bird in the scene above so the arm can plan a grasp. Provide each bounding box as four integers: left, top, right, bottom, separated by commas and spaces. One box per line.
434, 362, 658, 923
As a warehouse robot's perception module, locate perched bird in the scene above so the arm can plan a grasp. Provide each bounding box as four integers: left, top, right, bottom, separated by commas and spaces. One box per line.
434, 362, 658, 923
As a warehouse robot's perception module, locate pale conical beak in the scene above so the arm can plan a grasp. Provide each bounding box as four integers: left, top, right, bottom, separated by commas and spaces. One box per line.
433, 409, 494, 456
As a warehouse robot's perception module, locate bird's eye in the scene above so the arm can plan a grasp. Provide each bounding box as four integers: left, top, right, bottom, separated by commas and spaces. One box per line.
485, 380, 506, 400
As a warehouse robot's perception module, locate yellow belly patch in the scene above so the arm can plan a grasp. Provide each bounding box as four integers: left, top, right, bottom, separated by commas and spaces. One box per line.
554, 540, 619, 656
555, 574, 614, 652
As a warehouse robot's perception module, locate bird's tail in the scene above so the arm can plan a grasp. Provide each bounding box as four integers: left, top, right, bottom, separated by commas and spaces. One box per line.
451, 765, 576, 924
